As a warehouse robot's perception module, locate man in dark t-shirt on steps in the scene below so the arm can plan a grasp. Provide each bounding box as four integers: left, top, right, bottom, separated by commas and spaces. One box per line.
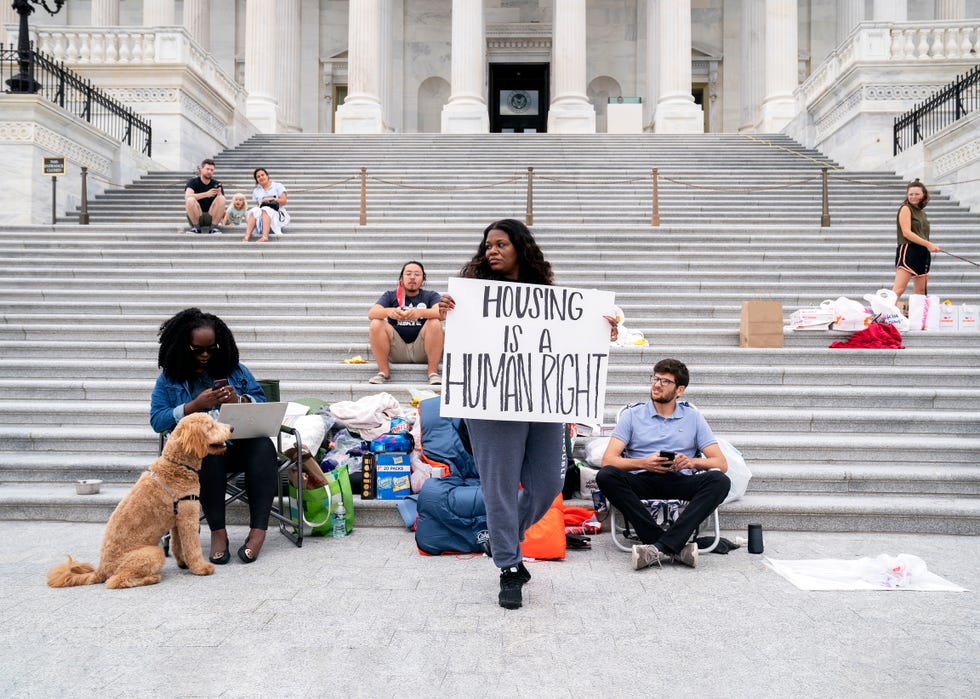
367, 260, 444, 385
184, 158, 226, 234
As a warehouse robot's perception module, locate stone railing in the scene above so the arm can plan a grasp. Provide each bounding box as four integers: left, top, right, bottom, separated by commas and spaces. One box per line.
799, 20, 979, 107
29, 26, 245, 109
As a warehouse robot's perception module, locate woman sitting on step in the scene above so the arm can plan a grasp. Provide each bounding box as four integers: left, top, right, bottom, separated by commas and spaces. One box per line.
243, 167, 290, 243
150, 308, 277, 564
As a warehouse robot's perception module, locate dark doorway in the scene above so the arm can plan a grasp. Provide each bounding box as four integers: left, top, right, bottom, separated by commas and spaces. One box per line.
489, 63, 549, 133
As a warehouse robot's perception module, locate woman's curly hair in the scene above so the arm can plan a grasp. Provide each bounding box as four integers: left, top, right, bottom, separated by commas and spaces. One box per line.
157, 308, 239, 382
459, 218, 553, 285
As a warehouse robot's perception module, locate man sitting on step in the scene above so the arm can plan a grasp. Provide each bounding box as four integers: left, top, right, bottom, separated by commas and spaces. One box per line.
184, 158, 226, 234
596, 358, 730, 571
367, 260, 444, 386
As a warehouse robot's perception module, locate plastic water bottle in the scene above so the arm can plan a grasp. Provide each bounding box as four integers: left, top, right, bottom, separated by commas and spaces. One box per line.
331, 502, 347, 538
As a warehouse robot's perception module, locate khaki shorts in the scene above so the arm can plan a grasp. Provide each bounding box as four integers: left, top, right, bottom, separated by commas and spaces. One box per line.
388, 325, 427, 364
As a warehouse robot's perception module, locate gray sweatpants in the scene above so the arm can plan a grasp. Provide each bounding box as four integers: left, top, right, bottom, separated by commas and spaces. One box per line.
465, 419, 567, 569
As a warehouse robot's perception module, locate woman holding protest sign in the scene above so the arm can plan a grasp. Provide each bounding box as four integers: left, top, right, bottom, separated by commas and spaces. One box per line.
438, 219, 617, 610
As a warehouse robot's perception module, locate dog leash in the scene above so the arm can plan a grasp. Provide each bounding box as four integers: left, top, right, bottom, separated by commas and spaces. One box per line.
148, 468, 200, 515
940, 250, 980, 267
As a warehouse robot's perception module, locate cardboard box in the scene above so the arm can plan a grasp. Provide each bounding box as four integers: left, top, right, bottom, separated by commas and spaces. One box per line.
740, 301, 784, 348
375, 452, 412, 500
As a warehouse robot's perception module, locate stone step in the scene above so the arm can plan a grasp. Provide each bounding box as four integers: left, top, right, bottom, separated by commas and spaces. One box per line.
744, 463, 980, 496
0, 482, 975, 535
1, 322, 976, 349
1, 399, 976, 437
3, 132, 977, 535
1, 425, 975, 465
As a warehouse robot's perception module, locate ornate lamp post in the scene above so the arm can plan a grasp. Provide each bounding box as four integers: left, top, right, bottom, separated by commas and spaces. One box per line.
6, 0, 65, 93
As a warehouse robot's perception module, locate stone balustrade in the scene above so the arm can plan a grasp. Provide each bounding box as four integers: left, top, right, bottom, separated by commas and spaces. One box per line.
30, 26, 244, 109
799, 20, 979, 108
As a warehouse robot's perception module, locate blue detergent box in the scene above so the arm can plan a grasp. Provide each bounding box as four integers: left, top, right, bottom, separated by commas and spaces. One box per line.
375, 452, 412, 500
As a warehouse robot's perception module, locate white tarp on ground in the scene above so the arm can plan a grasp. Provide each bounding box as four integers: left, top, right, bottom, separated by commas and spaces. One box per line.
766, 554, 968, 592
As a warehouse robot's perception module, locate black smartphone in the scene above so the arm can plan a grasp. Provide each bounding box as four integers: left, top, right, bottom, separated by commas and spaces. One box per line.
659, 450, 675, 462
212, 379, 229, 390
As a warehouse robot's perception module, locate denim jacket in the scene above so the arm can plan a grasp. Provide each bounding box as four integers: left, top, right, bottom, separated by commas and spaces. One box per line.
150, 364, 265, 434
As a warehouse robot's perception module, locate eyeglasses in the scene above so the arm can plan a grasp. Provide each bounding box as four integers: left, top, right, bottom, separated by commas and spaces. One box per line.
651, 376, 676, 386
189, 343, 220, 355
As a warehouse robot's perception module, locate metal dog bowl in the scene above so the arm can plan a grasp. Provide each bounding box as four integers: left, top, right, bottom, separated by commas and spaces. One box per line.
75, 479, 103, 495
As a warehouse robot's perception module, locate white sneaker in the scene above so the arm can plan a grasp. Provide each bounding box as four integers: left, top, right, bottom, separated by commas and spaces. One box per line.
675, 542, 699, 568
631, 544, 671, 570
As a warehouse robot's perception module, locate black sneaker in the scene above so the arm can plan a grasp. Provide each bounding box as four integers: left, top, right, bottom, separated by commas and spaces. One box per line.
210, 225, 222, 235
499, 567, 525, 610
191, 225, 202, 234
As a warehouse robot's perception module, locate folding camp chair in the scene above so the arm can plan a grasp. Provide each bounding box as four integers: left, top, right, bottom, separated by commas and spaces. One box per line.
609, 499, 720, 553
159, 379, 307, 554
605, 403, 721, 554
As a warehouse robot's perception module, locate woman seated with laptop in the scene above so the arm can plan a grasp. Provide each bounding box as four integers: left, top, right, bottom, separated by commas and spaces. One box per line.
150, 308, 277, 565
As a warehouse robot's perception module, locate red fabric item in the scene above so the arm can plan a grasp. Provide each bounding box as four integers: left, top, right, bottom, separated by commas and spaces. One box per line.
830, 323, 904, 349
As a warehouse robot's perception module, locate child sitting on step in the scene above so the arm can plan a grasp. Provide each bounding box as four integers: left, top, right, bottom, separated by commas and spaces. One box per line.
223, 193, 249, 227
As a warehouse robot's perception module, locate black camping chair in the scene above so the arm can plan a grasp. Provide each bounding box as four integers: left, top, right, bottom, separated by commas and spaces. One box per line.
159, 378, 307, 554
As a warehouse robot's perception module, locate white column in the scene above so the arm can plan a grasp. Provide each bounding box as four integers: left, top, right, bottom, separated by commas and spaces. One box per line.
547, 0, 595, 133
0, 2, 17, 44
441, 0, 489, 133
643, 0, 659, 131
759, 0, 797, 132
335, 0, 384, 134
935, 1, 966, 20
872, 0, 907, 22
143, 0, 176, 26
244, 0, 279, 132
739, 0, 764, 131
184, 0, 211, 51
277, 0, 302, 132
837, 0, 864, 44
91, 0, 120, 26
654, 0, 702, 133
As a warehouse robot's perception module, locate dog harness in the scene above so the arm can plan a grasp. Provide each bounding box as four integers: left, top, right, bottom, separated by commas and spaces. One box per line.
150, 459, 200, 515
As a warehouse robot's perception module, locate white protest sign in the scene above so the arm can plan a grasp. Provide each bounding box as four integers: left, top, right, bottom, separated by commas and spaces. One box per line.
440, 277, 615, 423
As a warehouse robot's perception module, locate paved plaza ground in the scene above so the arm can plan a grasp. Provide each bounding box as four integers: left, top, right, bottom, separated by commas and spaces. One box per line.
1, 521, 976, 698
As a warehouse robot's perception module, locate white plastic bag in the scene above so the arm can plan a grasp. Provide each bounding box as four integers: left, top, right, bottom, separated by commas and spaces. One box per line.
938, 302, 958, 332
959, 304, 978, 332
829, 296, 872, 332
583, 436, 611, 466
863, 289, 911, 331
856, 553, 929, 589
908, 294, 940, 331
717, 438, 751, 504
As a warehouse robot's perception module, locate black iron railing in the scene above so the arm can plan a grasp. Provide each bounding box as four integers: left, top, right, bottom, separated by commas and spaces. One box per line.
894, 64, 980, 155
1, 43, 152, 156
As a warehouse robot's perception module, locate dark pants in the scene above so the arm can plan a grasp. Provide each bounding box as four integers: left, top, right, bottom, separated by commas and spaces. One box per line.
198, 437, 278, 531
596, 466, 730, 554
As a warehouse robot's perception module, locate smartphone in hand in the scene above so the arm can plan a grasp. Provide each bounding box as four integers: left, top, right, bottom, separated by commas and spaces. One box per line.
212, 379, 229, 390
659, 450, 675, 463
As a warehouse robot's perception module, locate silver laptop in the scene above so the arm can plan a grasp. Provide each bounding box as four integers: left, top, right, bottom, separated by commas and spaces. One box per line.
217, 402, 289, 440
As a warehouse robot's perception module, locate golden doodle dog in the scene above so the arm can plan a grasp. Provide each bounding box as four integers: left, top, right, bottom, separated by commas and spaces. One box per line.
48, 413, 233, 589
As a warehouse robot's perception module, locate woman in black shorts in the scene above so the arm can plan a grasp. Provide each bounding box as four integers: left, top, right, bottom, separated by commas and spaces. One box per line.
892, 179, 941, 301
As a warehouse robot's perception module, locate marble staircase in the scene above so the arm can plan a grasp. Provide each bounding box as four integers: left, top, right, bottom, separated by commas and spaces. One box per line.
4, 133, 980, 534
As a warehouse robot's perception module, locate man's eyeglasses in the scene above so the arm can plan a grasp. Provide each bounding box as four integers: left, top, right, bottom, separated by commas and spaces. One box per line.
651, 376, 676, 386
189, 344, 220, 355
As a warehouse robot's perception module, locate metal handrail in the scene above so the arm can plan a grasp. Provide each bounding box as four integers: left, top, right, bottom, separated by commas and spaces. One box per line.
893, 64, 980, 155
1, 43, 152, 156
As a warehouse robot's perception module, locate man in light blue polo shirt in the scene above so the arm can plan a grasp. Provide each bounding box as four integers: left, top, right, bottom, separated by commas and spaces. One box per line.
596, 358, 730, 570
